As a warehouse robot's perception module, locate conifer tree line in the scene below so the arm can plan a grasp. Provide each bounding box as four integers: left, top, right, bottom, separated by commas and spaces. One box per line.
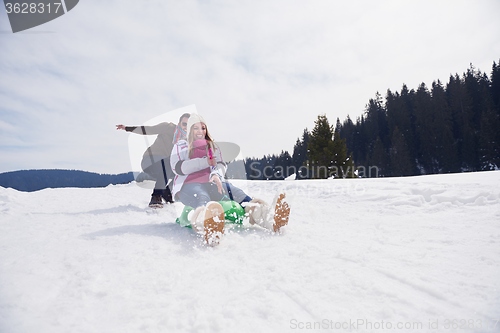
243, 115, 355, 180
244, 59, 500, 179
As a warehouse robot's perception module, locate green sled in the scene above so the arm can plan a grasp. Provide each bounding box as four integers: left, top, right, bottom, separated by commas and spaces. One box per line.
175, 200, 247, 228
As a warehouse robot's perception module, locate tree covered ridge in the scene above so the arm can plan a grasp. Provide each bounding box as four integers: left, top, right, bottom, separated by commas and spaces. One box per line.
0, 169, 134, 192
245, 60, 500, 179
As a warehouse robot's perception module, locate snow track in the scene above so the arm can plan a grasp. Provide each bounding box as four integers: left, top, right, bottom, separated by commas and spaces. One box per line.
1, 171, 499, 332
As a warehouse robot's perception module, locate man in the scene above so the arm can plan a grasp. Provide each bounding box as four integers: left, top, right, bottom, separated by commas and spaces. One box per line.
116, 113, 190, 208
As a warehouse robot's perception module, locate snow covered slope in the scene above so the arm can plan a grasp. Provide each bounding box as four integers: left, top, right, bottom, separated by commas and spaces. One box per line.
1, 172, 499, 333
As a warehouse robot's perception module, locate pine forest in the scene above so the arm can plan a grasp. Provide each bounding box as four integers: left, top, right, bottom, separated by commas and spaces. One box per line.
242, 60, 500, 179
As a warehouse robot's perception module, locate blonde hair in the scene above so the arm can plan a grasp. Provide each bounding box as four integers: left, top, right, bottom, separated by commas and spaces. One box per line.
187, 122, 215, 158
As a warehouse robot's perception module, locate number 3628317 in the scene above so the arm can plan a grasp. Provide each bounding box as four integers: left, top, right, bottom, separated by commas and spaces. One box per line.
5, 2, 63, 14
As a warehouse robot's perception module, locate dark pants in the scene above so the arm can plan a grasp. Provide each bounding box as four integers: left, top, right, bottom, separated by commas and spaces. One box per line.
142, 156, 174, 197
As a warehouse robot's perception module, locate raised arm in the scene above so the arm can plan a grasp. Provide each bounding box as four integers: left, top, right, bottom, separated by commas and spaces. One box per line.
116, 122, 175, 135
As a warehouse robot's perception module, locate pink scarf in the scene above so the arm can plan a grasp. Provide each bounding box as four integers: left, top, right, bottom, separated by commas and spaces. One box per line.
185, 139, 211, 184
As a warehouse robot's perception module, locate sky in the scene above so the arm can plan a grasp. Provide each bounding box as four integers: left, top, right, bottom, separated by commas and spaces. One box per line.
1, 0, 500, 174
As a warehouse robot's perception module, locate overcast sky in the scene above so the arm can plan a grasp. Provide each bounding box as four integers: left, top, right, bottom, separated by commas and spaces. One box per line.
1, 0, 500, 174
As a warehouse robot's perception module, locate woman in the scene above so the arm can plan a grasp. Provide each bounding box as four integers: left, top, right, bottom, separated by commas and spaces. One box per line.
170, 114, 281, 243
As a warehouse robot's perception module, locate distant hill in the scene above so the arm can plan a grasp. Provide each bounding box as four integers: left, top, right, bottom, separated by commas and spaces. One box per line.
0, 169, 135, 192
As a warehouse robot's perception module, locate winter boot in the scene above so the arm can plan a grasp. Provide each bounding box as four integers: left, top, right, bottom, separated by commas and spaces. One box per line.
189, 202, 225, 245
162, 186, 174, 204
149, 189, 164, 208
244, 194, 290, 232
271, 192, 290, 232
244, 198, 271, 227
189, 206, 205, 233
203, 202, 225, 246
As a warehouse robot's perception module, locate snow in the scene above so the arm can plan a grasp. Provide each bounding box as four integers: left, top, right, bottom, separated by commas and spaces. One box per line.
1, 171, 500, 333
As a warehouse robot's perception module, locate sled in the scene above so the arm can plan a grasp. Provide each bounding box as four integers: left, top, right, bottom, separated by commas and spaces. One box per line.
175, 192, 290, 233
176, 200, 246, 228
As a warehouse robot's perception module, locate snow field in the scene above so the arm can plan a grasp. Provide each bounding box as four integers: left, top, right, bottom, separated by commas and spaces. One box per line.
1, 171, 499, 333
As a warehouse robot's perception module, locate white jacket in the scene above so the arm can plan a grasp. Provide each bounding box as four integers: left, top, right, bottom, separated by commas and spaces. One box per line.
170, 139, 227, 199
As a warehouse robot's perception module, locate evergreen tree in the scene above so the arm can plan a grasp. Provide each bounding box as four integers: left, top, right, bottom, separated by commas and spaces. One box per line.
365, 92, 389, 147
414, 82, 438, 174
479, 106, 500, 170
338, 115, 358, 177
308, 115, 334, 179
488, 60, 500, 168
263, 155, 275, 180
272, 150, 293, 179
386, 87, 417, 173
400, 84, 418, 164
389, 127, 413, 176
491, 60, 500, 114
369, 136, 388, 177
330, 131, 348, 178
307, 114, 355, 179
352, 115, 368, 167
345, 152, 356, 178
475, 70, 498, 170
339, 115, 355, 153
244, 157, 261, 180
292, 129, 310, 179
460, 66, 484, 171
431, 80, 457, 173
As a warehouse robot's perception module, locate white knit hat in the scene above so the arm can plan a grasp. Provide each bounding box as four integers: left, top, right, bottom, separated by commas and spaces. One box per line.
186, 113, 207, 135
